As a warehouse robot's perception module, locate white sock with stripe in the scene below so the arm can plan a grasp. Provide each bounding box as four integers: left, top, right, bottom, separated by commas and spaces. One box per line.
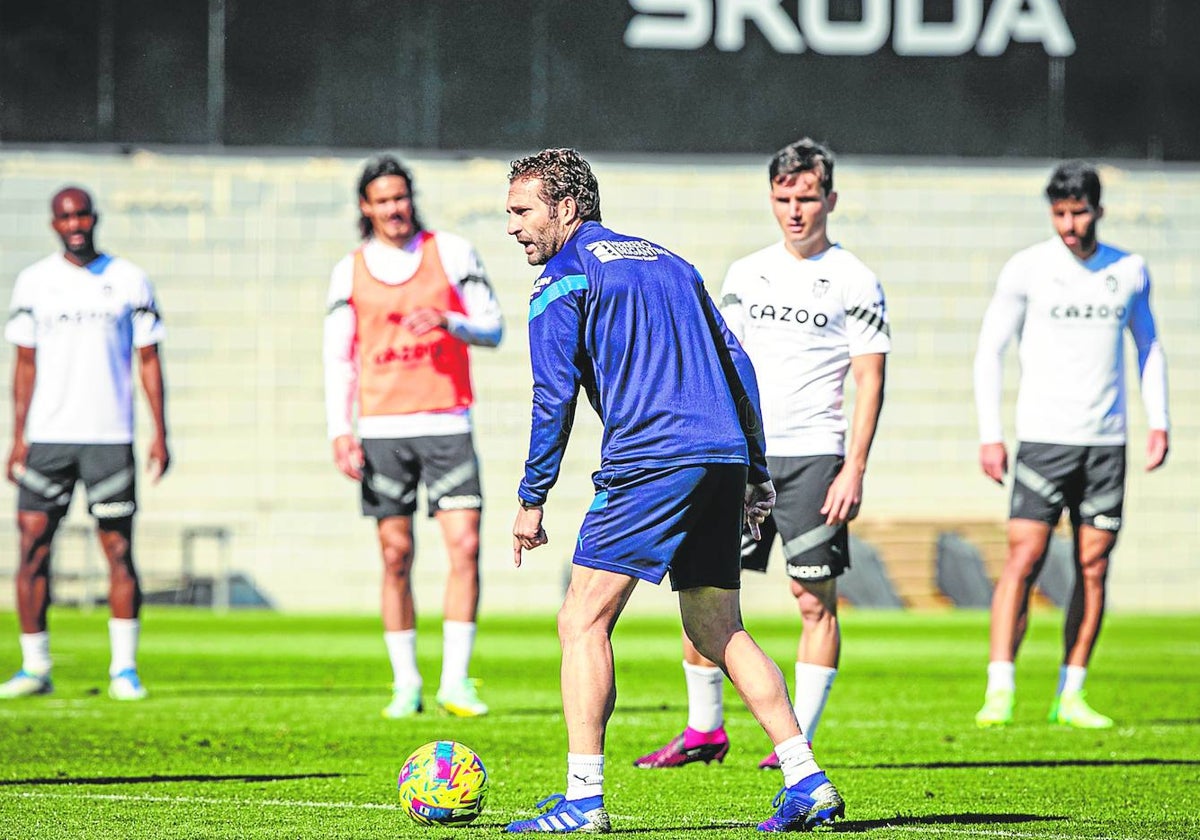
566, 753, 604, 801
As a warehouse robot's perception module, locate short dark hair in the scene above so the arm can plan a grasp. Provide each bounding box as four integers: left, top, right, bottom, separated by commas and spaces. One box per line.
1045, 160, 1101, 208
507, 148, 602, 222
357, 155, 423, 240
769, 138, 834, 194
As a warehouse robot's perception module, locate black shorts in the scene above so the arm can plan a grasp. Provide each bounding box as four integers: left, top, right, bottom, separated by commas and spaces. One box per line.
17, 443, 137, 519
361, 434, 482, 519
742, 455, 849, 583
1010, 442, 1125, 532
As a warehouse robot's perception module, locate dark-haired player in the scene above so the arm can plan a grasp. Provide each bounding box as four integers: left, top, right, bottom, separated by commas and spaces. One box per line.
973, 161, 1169, 728
323, 156, 503, 719
635, 138, 889, 771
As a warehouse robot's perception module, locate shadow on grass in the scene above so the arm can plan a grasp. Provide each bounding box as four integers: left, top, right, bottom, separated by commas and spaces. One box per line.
471, 812, 1067, 833
844, 757, 1200, 770
0, 772, 346, 786
832, 812, 1067, 833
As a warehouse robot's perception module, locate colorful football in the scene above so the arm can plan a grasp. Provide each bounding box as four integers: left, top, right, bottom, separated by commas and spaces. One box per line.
397, 740, 488, 826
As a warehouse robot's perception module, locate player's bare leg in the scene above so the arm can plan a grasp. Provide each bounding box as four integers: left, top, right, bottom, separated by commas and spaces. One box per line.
97, 516, 146, 700
378, 516, 416, 630
991, 519, 1053, 661
977, 519, 1051, 726
98, 517, 139, 620
633, 633, 730, 769
1063, 524, 1115, 667
1050, 524, 1116, 728
559, 565, 638, 755
1, 511, 58, 698
435, 508, 487, 715
437, 509, 481, 623
680, 585, 843, 831
794, 579, 839, 668
680, 586, 797, 742
378, 516, 422, 717
749, 578, 842, 769
504, 565, 637, 833
15, 510, 57, 634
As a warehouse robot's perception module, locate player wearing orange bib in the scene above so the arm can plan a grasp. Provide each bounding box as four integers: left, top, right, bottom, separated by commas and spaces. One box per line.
324, 156, 504, 719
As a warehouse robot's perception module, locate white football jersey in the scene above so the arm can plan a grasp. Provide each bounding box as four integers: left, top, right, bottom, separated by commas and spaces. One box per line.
974, 236, 1169, 446
719, 243, 891, 457
5, 253, 165, 444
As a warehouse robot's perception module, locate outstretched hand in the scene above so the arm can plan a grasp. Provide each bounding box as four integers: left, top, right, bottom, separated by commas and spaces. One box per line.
744, 480, 776, 541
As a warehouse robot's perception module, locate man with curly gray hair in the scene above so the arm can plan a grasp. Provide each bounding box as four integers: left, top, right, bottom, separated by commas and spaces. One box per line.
502, 148, 844, 834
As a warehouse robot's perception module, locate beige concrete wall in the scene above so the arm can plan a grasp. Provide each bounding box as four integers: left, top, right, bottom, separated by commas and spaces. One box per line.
0, 149, 1195, 614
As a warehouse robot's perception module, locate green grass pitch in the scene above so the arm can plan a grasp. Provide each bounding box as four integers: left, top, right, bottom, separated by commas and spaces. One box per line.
0, 608, 1196, 838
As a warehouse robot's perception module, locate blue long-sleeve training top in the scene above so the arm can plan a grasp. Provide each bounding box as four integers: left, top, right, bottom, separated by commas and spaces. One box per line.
518, 220, 769, 506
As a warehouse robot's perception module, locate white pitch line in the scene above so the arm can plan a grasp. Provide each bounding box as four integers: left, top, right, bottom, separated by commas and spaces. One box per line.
3, 793, 1131, 840
881, 824, 1120, 840
2, 790, 400, 811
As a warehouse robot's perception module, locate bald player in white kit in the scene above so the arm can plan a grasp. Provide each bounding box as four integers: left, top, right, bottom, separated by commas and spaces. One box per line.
973, 160, 1169, 729
2, 186, 169, 702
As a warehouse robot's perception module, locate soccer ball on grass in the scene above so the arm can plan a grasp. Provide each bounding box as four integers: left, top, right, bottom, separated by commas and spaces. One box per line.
397, 740, 488, 826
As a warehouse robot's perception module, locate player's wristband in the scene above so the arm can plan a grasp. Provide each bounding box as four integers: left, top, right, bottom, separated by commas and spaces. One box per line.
518, 497, 543, 510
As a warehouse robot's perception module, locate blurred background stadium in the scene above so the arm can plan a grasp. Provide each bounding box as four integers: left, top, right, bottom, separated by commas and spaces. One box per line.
0, 0, 1196, 616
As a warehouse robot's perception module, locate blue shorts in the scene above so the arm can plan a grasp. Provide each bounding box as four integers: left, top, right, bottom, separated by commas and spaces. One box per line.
573, 463, 747, 591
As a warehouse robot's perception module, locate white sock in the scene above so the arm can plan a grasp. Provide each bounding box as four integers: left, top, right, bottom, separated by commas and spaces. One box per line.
775, 734, 821, 788
19, 632, 51, 676
108, 618, 139, 677
384, 630, 421, 688
1058, 665, 1087, 695
683, 661, 724, 732
440, 620, 476, 693
793, 662, 837, 742
566, 753, 605, 801
986, 661, 1016, 693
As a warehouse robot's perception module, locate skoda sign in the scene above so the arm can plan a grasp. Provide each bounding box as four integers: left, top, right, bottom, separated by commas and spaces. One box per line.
625, 0, 1075, 57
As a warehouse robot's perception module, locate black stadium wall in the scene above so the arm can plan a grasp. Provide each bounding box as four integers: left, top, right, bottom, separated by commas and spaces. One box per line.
2, 0, 1197, 160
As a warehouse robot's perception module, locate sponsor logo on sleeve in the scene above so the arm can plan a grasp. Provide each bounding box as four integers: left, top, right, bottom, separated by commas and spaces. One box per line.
585, 240, 665, 263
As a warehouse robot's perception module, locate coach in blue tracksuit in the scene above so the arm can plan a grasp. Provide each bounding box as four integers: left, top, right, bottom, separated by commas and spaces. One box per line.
502, 149, 845, 835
